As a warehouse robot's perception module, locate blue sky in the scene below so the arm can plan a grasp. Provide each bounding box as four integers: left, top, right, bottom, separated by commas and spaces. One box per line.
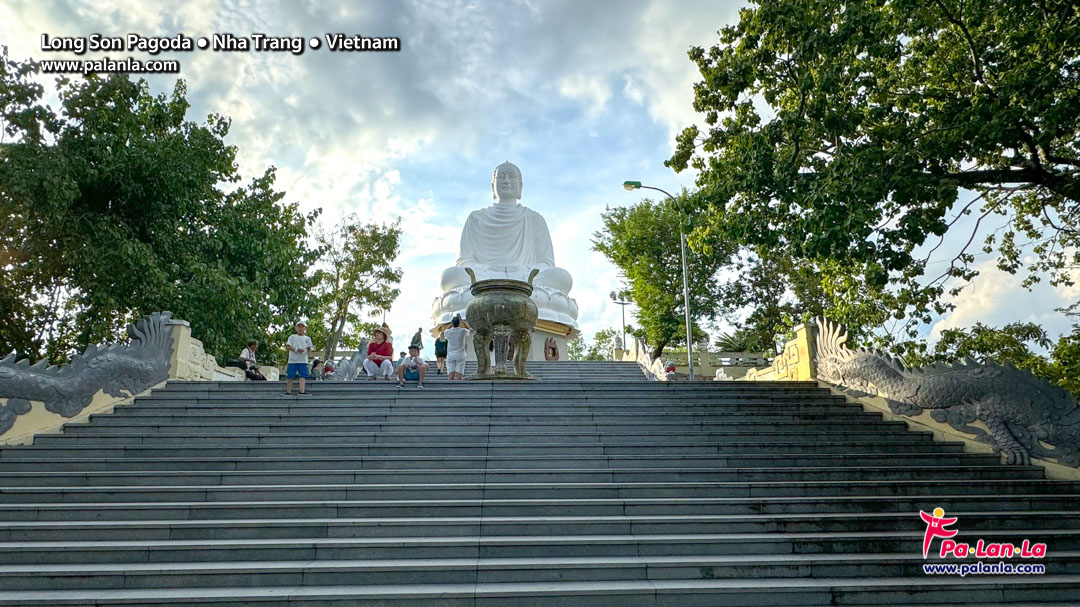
2, 0, 1076, 359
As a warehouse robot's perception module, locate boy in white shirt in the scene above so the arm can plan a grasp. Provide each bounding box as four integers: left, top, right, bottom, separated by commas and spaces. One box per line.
284, 320, 314, 396
396, 345, 428, 389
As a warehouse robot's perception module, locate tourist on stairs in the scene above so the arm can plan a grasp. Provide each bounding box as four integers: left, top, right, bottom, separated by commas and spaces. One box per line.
362, 326, 395, 380
396, 345, 428, 389
283, 321, 314, 396
443, 315, 470, 381
434, 329, 448, 374
238, 340, 266, 380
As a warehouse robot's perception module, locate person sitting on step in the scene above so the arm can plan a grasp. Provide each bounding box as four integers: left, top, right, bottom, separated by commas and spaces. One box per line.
238, 340, 266, 380
362, 326, 395, 380
396, 345, 428, 389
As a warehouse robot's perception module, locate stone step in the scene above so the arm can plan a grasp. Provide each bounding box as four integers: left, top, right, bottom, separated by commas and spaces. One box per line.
0, 509, 1074, 542
12, 441, 966, 457
132, 386, 842, 397
137, 394, 836, 404
160, 378, 819, 388
24, 429, 946, 446
116, 401, 858, 415
0, 442, 989, 460
22, 440, 957, 456
84, 408, 881, 423
0, 494, 1071, 521
0, 551, 1074, 590
137, 387, 844, 397
33, 431, 944, 448
82, 414, 883, 427
0, 454, 1019, 472
1, 471, 1072, 493
0, 528, 1074, 564
2, 576, 1078, 606
1, 472, 1067, 502
89, 409, 882, 423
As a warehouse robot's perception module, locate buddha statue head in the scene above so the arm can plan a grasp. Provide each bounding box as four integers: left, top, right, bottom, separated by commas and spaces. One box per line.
491, 161, 523, 201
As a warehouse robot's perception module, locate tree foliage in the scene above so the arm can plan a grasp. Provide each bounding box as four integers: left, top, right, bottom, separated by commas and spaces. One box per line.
669, 0, 1080, 344
713, 328, 767, 353
567, 334, 587, 361
311, 215, 403, 360
567, 328, 621, 361
907, 322, 1080, 395
0, 49, 319, 363
592, 195, 730, 359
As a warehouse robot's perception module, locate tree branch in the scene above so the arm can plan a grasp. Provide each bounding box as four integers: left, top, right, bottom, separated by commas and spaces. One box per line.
933, 0, 985, 85
925, 202, 999, 288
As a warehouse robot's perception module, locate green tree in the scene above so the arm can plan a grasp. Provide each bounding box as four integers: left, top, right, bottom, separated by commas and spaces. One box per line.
567, 334, 587, 360
311, 215, 403, 360
1045, 329, 1080, 395
713, 328, 766, 353
668, 0, 1080, 344
567, 328, 621, 361
907, 322, 1080, 395
583, 328, 619, 361
0, 50, 319, 363
592, 194, 731, 360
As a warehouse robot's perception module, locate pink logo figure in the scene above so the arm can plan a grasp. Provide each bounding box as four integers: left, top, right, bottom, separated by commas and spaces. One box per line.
919, 507, 958, 558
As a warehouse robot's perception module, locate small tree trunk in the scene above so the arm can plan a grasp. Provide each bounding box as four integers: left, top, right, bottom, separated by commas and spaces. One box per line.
650, 340, 667, 361
324, 314, 347, 360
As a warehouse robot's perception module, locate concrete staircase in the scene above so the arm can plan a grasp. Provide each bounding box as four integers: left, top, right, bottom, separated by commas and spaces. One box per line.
0, 360, 1077, 605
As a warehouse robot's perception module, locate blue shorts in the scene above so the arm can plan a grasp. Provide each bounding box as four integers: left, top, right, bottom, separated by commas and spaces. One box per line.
403, 368, 420, 381
286, 363, 309, 379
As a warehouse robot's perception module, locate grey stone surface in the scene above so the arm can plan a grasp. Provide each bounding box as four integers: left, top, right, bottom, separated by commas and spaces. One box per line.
0, 362, 1078, 604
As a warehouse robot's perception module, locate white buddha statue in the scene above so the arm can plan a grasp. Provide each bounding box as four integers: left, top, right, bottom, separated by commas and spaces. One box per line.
433, 162, 579, 358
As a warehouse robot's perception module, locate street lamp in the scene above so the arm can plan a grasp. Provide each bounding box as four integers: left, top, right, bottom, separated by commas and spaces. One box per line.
622, 180, 695, 380
609, 291, 631, 351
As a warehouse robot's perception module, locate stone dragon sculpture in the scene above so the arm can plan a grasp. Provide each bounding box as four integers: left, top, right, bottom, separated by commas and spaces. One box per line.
325, 341, 369, 381
814, 317, 1080, 467
0, 311, 176, 436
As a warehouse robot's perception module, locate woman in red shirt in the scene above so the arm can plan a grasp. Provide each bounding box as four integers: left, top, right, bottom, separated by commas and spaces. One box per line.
362, 326, 395, 379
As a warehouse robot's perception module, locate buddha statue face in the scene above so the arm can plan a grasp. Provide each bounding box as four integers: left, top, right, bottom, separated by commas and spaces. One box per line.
491, 162, 523, 201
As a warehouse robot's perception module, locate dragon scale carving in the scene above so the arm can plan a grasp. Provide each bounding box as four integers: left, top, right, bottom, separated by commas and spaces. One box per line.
814, 317, 1080, 467
0, 311, 176, 435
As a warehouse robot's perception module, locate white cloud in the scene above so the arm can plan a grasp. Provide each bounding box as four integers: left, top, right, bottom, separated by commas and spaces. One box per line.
558, 74, 611, 118
17, 0, 1075, 361
929, 259, 1078, 346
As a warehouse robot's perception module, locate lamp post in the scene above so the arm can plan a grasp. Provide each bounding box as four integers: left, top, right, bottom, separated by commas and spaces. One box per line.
609, 291, 631, 351
622, 181, 695, 380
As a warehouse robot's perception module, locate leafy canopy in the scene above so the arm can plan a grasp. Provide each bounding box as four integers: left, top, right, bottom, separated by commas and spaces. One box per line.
669, 0, 1080, 343
907, 322, 1080, 395
0, 49, 319, 363
592, 194, 730, 359
568, 328, 621, 361
310, 215, 403, 361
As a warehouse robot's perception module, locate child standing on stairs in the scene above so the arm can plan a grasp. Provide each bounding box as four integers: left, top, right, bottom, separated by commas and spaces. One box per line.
283, 320, 314, 396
